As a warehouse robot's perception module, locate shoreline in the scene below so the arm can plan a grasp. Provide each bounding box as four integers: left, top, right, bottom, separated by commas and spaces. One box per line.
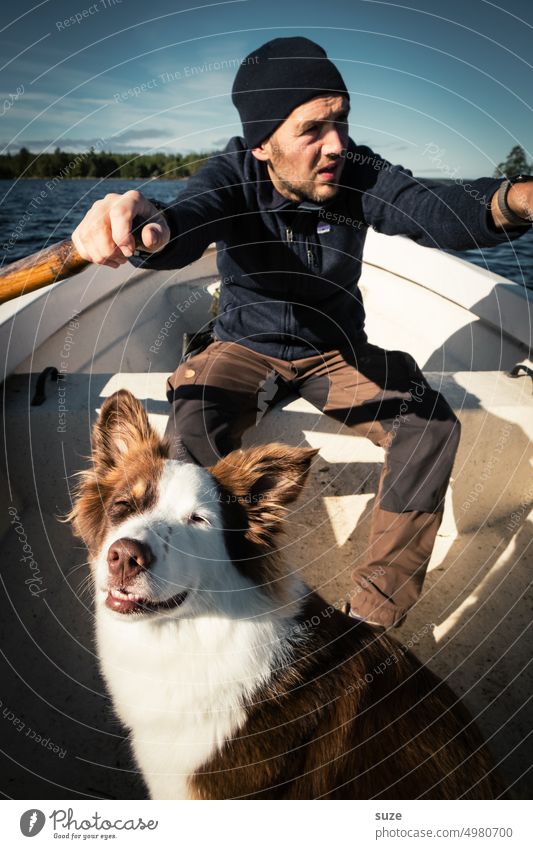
0, 176, 188, 181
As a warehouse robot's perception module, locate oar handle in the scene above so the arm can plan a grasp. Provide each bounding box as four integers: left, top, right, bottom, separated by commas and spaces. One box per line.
0, 213, 158, 305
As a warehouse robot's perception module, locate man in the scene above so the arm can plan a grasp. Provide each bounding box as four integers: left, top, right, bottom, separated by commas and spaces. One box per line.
72, 37, 532, 629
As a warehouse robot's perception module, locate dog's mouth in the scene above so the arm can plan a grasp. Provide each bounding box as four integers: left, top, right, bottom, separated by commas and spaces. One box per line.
105, 587, 188, 615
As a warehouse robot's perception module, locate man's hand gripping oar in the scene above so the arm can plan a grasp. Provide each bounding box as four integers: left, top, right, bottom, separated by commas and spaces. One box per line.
0, 190, 170, 305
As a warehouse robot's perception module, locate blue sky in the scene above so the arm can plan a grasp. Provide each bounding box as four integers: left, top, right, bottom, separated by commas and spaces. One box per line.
1, 0, 532, 177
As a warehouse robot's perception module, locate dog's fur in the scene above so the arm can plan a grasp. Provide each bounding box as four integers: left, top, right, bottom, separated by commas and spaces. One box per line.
70, 390, 501, 799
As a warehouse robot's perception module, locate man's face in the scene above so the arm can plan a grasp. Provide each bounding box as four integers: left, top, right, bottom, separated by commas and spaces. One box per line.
252, 95, 350, 204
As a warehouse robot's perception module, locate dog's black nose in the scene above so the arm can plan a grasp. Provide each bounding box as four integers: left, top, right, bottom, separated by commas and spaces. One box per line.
107, 538, 153, 583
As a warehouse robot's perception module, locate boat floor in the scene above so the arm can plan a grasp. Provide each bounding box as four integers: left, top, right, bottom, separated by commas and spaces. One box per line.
0, 259, 531, 799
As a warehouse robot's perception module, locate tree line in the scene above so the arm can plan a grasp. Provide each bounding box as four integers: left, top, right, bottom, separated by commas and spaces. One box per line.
493, 145, 531, 178
0, 146, 219, 180
1, 143, 529, 181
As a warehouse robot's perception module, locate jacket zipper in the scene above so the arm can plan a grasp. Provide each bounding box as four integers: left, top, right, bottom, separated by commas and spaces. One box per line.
286, 222, 317, 267
306, 237, 317, 267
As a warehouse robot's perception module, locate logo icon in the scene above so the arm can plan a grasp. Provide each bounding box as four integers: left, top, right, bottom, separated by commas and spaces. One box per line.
256, 370, 279, 425
20, 810, 46, 837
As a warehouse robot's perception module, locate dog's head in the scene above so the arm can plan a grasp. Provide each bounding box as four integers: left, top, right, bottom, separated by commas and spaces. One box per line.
70, 390, 316, 620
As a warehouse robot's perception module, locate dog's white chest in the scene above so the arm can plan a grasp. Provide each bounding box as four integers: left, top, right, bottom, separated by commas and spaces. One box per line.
97, 612, 283, 799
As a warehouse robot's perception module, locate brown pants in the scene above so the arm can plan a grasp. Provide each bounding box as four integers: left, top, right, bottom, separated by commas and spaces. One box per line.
165, 340, 460, 627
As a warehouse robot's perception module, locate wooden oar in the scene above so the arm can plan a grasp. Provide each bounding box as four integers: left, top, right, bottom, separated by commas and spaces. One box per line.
0, 239, 88, 305
0, 215, 155, 306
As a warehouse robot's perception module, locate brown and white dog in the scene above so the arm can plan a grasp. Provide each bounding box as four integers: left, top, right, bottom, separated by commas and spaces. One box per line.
70, 389, 500, 800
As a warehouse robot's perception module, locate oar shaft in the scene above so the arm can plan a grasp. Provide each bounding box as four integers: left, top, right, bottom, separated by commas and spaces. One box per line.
0, 212, 163, 305
0, 239, 88, 305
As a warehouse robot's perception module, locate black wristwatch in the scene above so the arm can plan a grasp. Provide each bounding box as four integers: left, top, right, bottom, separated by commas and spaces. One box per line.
496, 174, 533, 227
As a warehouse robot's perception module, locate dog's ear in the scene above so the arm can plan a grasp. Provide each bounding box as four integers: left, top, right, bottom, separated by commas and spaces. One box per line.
66, 391, 166, 550
210, 443, 318, 547
93, 390, 167, 468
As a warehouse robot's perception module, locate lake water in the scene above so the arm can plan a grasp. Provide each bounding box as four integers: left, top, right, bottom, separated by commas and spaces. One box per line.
1, 178, 532, 289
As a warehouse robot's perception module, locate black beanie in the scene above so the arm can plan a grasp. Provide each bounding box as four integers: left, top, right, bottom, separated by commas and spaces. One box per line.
232, 37, 349, 149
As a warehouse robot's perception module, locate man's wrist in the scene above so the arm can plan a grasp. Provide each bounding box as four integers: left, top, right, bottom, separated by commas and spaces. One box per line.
493, 175, 533, 229
133, 198, 170, 257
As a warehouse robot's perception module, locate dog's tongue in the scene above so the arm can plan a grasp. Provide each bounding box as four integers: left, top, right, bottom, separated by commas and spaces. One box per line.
106, 589, 143, 614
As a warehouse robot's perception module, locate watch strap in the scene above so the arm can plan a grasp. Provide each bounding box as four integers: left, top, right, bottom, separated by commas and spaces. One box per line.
497, 177, 533, 227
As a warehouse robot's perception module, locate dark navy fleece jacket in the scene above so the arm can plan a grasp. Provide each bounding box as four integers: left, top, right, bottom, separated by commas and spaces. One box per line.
136, 137, 527, 360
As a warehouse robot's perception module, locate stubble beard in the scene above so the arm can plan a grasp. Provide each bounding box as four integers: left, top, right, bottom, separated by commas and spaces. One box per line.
268, 152, 341, 204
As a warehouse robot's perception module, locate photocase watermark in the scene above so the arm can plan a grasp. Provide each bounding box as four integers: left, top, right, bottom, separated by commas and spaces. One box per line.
7, 506, 46, 597
344, 622, 435, 695
0, 698, 67, 758
50, 808, 158, 834
349, 566, 387, 600
2, 139, 107, 255
389, 378, 427, 438
3, 189, 48, 254
421, 142, 491, 208
56, 0, 122, 31
149, 278, 228, 355
57, 312, 81, 433
318, 206, 364, 231
199, 482, 270, 506
20, 810, 46, 837
149, 291, 207, 354
113, 54, 259, 103
460, 423, 512, 513
1, 84, 24, 117
340, 147, 390, 173
287, 571, 387, 641
506, 483, 533, 531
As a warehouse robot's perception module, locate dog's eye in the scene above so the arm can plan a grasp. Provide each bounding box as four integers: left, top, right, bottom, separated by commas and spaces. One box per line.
110, 498, 133, 518
187, 513, 211, 527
